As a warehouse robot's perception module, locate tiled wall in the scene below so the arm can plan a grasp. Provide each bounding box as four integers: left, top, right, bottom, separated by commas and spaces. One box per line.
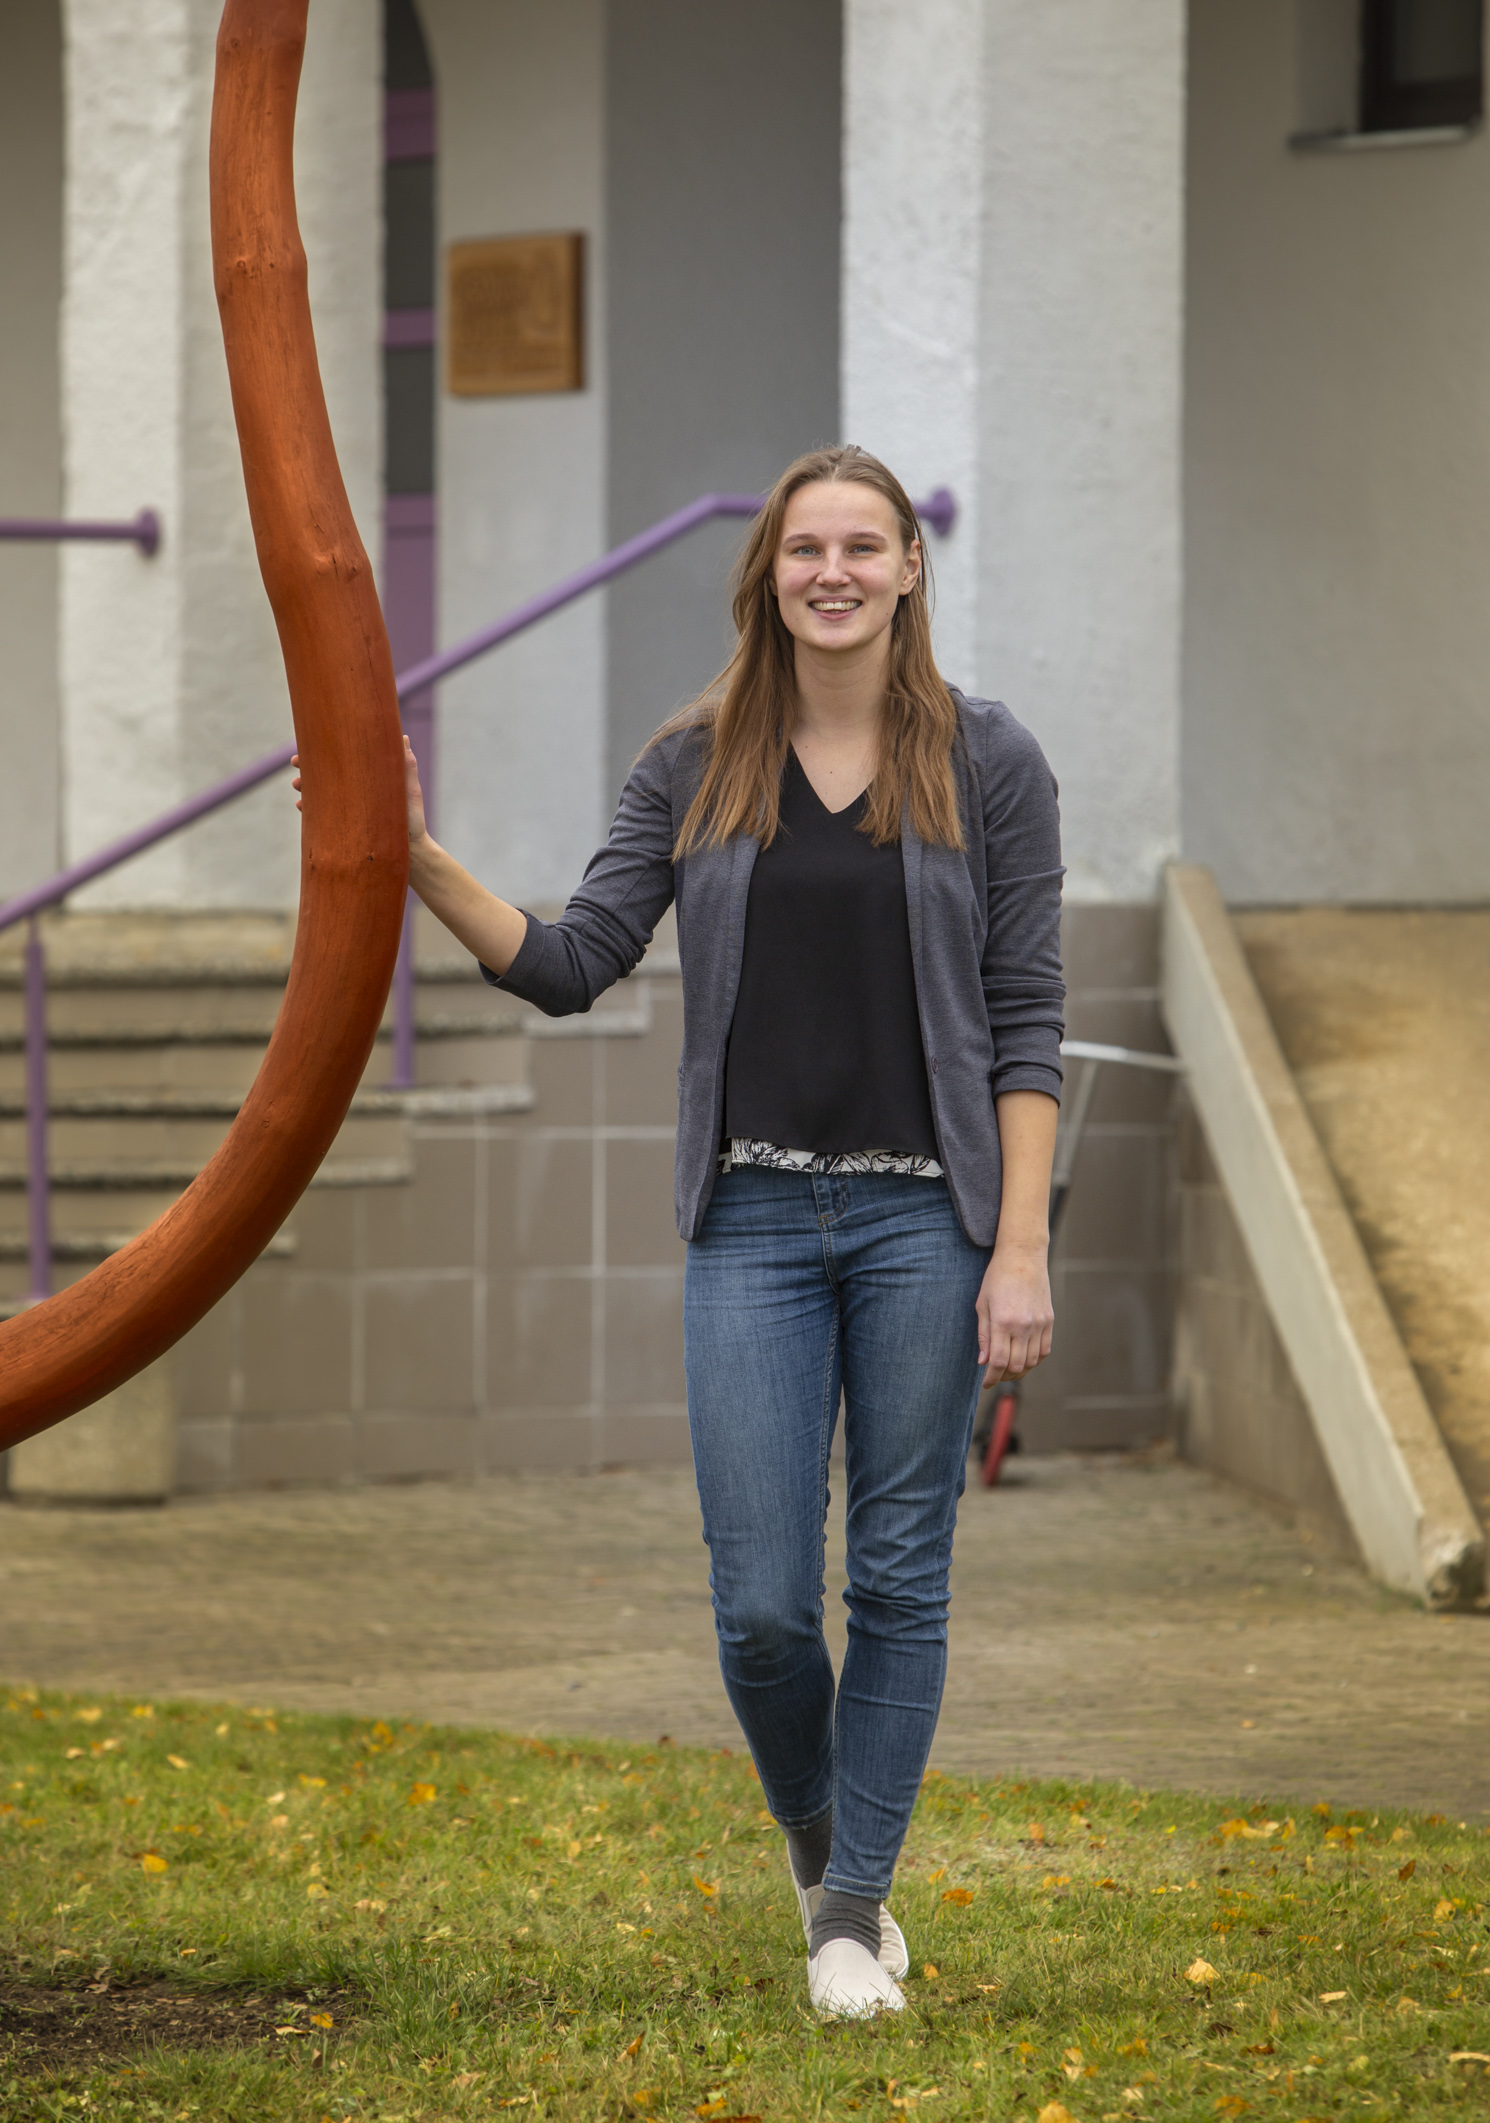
174, 905, 1186, 1487
1013, 903, 1179, 1453
1170, 1085, 1356, 1557
174, 978, 691, 1488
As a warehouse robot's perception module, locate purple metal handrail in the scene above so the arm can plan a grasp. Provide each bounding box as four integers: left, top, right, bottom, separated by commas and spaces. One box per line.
0, 509, 161, 556
4, 483, 956, 1302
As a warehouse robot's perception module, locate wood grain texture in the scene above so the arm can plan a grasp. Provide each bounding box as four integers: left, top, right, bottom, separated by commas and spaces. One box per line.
0, 0, 408, 1447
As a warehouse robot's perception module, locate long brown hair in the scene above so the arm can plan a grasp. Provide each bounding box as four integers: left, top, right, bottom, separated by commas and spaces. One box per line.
663, 445, 964, 855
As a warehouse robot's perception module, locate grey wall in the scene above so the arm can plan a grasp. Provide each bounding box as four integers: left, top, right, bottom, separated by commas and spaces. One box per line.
603, 0, 841, 800
423, 0, 610, 909
1016, 904, 1179, 1455
1184, 0, 1490, 903
0, 0, 62, 897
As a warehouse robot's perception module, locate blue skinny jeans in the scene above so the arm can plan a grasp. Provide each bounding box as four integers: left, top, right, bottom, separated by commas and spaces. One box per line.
683, 1166, 990, 1901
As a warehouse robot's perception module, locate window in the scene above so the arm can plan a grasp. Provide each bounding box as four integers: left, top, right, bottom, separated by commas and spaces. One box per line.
1359, 0, 1484, 131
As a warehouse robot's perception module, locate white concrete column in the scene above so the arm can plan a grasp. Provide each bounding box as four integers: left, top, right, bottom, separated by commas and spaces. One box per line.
60, 0, 381, 911
60, 0, 193, 904
842, 0, 987, 691
976, 0, 1186, 902
842, 0, 1185, 902
0, 1, 64, 901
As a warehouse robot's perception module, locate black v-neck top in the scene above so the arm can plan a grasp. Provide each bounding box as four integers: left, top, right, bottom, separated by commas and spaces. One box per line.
722, 749, 939, 1159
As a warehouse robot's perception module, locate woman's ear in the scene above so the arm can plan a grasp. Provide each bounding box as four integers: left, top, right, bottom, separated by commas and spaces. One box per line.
900, 537, 922, 596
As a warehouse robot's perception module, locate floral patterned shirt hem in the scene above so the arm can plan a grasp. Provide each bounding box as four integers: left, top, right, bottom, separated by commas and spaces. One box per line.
718, 1139, 944, 1179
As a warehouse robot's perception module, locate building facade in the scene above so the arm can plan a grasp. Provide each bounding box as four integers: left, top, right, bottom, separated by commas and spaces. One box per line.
1, 0, 1485, 1491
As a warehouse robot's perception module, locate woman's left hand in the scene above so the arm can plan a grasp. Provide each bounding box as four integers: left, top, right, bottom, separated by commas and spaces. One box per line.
976, 1242, 1054, 1384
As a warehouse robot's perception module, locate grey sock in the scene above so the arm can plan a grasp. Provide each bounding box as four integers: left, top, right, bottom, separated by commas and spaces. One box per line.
784, 1809, 834, 1891
809, 1888, 882, 1959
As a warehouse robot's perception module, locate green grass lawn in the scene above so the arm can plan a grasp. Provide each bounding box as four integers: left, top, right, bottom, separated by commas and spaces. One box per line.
2, 1685, 1488, 2121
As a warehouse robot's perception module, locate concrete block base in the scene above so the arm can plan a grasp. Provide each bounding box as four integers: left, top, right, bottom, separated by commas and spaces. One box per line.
8, 1354, 175, 1503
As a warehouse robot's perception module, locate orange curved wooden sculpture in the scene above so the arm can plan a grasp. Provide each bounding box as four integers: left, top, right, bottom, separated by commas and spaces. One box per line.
0, 0, 408, 1448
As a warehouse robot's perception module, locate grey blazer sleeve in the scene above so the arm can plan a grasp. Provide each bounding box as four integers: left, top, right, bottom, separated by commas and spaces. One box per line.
977, 706, 1066, 1101
481, 737, 680, 1016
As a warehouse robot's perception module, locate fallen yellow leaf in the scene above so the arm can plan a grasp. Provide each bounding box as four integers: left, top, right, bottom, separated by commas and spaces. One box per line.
692, 1874, 718, 1897
1186, 1959, 1219, 1985
1319, 1990, 1348, 2003
407, 1782, 437, 1806
927, 1866, 947, 1883
310, 2012, 332, 2028
620, 2035, 642, 2058
923, 1962, 939, 1979
1038, 2105, 1077, 2123
942, 1887, 974, 1906
75, 1708, 102, 1725
1218, 1819, 1278, 1841
167, 1755, 189, 1770
1398, 1859, 1416, 1882
140, 1853, 168, 1875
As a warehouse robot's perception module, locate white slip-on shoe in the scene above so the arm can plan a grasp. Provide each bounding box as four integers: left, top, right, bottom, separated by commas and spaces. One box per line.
788, 1860, 825, 1946
876, 1905, 910, 1980
788, 1857, 908, 1978
808, 1938, 907, 2018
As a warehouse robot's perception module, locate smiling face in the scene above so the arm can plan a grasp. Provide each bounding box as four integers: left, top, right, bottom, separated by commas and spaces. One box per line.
769, 480, 920, 659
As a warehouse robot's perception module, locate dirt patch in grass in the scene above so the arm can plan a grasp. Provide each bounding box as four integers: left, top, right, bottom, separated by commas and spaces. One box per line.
0, 1980, 360, 2074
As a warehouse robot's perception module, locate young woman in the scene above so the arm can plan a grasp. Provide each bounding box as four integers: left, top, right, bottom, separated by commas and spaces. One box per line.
377, 445, 1063, 2016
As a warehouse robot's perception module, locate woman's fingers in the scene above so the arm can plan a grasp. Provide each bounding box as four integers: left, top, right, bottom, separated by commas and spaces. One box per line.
980, 1311, 1053, 1382
403, 735, 429, 845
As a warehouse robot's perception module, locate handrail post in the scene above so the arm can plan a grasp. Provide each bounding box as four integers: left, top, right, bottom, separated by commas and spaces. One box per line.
24, 917, 50, 1306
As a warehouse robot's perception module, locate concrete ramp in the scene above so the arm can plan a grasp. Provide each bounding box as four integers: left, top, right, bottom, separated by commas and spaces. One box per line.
1162, 866, 1484, 1609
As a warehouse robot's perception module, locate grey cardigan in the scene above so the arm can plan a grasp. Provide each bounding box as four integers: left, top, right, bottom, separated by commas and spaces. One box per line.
484, 691, 1065, 1246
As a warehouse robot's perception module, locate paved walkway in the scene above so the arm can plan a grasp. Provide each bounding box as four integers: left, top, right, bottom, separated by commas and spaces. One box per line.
3, 1455, 1487, 1819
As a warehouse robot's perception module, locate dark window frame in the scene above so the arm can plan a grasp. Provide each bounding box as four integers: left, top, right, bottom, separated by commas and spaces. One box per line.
1359, 0, 1485, 131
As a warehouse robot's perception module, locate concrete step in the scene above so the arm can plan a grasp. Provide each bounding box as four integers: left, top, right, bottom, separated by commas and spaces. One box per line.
0, 1080, 534, 1123
0, 1107, 408, 1168
0, 1227, 298, 1263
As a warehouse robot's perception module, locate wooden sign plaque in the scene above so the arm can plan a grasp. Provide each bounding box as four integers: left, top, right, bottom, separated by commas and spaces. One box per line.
446, 232, 584, 397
